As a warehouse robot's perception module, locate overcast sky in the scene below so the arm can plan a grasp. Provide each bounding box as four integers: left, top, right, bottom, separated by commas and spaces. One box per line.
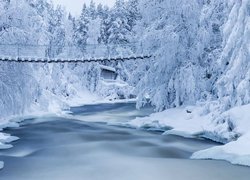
52, 0, 116, 15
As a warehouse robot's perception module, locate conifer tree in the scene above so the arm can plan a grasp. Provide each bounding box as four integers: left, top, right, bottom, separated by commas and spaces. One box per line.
73, 4, 89, 53
107, 0, 131, 44
98, 6, 111, 44
126, 0, 141, 30
88, 0, 97, 20
47, 5, 66, 58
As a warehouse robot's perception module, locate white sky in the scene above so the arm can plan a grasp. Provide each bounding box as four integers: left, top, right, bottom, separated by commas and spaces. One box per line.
52, 0, 116, 15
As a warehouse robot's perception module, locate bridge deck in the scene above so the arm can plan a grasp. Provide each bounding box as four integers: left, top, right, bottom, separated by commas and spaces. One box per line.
0, 55, 152, 63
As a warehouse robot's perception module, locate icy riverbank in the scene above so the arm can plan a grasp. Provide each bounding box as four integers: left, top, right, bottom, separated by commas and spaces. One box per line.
0, 120, 21, 169
127, 103, 250, 166
0, 91, 98, 169
0, 97, 137, 169
1, 103, 249, 180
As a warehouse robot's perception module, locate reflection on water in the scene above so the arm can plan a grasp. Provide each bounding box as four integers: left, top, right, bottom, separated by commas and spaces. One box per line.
0, 103, 249, 180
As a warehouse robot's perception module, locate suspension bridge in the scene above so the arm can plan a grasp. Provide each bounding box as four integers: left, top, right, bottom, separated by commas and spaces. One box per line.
0, 43, 152, 63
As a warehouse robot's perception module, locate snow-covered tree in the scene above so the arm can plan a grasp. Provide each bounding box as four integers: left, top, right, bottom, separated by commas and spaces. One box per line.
47, 5, 66, 58
88, 0, 97, 20
96, 3, 104, 17
126, 0, 141, 31
107, 0, 131, 44
98, 6, 111, 44
73, 4, 89, 53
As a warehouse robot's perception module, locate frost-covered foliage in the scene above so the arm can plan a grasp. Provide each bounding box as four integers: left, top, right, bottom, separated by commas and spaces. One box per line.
133, 0, 225, 111
0, 63, 38, 118
0, 0, 140, 120
0, 0, 48, 44
0, 0, 248, 121
133, 0, 249, 113
216, 0, 250, 110
126, 0, 250, 166
0, 0, 46, 118
0, 1, 97, 119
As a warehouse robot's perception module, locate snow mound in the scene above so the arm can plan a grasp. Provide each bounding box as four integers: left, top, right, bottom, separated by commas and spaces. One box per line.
192, 104, 250, 166
127, 104, 250, 166
192, 134, 250, 167
128, 106, 210, 137
0, 133, 19, 143
0, 132, 20, 150
0, 161, 4, 170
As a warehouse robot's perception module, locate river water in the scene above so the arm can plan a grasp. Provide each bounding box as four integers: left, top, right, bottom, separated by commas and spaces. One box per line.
0, 102, 249, 180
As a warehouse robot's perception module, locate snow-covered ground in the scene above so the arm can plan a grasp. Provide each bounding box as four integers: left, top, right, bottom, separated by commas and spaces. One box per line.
127, 103, 250, 166
192, 105, 250, 166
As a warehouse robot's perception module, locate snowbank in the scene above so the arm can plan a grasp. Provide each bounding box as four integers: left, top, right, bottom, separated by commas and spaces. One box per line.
192, 134, 250, 166
0, 131, 20, 169
0, 133, 17, 150
128, 107, 205, 135
192, 105, 250, 166
0, 87, 102, 170
0, 161, 3, 170
127, 104, 250, 166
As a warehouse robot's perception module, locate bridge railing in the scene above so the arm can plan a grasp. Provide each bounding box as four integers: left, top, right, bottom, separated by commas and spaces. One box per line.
0, 43, 145, 60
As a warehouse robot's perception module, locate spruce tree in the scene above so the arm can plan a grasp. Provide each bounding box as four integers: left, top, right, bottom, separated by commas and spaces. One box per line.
126, 0, 141, 31
96, 3, 103, 17
98, 6, 111, 44
107, 0, 131, 44
73, 4, 90, 53
88, 0, 97, 20
47, 6, 66, 58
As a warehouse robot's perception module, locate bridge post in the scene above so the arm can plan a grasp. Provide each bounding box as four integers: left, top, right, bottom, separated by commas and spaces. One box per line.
140, 42, 143, 55
17, 44, 20, 60
107, 45, 110, 58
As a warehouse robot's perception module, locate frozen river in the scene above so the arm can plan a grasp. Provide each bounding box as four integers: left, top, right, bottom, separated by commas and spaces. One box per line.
0, 102, 249, 180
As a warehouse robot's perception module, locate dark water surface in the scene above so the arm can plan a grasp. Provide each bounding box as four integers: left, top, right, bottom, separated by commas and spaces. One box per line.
0, 102, 249, 180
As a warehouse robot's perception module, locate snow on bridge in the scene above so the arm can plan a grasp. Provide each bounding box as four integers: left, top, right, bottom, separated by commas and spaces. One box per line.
0, 43, 152, 63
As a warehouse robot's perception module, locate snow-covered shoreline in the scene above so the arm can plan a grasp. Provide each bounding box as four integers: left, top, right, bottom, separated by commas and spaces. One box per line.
0, 97, 137, 169
0, 115, 26, 170
126, 103, 250, 167
1, 100, 250, 169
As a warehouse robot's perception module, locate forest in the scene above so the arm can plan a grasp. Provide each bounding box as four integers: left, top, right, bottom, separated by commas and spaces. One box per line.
0, 0, 250, 178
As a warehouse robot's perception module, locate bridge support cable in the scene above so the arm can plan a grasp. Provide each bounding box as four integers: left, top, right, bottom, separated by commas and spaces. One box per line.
0, 43, 152, 63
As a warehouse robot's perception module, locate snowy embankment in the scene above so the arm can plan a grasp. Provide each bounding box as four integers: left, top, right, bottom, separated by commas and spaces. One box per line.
127, 104, 250, 166
0, 118, 21, 169
0, 77, 132, 169
192, 105, 250, 166
0, 88, 101, 170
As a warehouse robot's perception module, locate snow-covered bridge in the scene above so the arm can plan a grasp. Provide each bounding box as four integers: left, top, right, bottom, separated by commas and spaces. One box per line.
0, 43, 152, 63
